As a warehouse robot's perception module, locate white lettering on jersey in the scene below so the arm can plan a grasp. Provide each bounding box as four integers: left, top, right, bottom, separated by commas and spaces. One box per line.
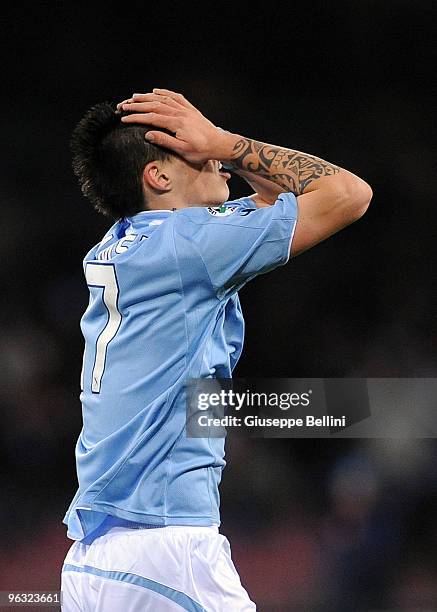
115, 233, 137, 254
97, 234, 138, 261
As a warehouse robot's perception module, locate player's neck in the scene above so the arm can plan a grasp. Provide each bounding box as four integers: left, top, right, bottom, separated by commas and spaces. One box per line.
142, 191, 189, 212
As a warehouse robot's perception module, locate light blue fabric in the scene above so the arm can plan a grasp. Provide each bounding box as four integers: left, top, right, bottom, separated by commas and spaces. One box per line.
62, 564, 206, 611
63, 194, 298, 541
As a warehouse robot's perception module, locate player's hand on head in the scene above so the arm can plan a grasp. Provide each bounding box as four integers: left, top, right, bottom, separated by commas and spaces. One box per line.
118, 89, 223, 163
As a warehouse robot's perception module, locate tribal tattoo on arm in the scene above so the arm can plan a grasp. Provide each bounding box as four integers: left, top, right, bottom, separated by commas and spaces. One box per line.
228, 138, 340, 195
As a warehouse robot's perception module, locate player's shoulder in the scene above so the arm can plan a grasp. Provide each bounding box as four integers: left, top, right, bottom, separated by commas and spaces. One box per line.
82, 218, 128, 264
174, 197, 258, 227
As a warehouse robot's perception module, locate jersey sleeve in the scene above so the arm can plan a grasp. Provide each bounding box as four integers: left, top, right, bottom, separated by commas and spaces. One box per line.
173, 192, 298, 298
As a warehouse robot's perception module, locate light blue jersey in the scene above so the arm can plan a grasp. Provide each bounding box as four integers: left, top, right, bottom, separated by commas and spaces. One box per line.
63, 193, 298, 540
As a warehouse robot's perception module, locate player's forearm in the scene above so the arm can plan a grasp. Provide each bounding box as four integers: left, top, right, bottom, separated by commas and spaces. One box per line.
217, 132, 370, 200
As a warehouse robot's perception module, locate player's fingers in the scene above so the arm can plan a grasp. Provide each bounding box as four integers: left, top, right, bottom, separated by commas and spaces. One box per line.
121, 101, 181, 116
145, 131, 188, 153
152, 89, 196, 110
121, 112, 180, 132
131, 93, 183, 110
116, 98, 132, 110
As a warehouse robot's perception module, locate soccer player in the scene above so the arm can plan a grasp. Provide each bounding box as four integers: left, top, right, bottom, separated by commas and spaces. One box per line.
61, 88, 372, 611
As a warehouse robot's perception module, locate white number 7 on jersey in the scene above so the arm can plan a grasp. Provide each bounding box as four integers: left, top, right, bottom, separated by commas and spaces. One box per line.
84, 263, 122, 393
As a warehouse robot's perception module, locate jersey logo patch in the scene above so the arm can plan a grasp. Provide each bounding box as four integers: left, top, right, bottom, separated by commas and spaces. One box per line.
207, 205, 239, 217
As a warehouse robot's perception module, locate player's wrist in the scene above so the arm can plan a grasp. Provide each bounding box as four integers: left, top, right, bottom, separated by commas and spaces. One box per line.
211, 130, 241, 164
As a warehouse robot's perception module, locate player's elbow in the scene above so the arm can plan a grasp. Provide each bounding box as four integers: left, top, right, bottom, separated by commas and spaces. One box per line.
339, 176, 373, 224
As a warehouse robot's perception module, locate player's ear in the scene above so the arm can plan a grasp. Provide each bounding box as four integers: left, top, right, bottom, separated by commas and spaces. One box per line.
143, 162, 172, 193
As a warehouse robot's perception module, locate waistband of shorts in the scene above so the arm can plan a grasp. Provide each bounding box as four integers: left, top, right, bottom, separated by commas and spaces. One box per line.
104, 515, 219, 533
106, 516, 165, 530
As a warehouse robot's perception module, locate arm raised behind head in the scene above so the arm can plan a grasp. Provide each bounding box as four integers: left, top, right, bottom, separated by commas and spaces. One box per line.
220, 135, 373, 257
120, 89, 372, 257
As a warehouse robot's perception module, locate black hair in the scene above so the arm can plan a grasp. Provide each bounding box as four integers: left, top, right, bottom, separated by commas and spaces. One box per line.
70, 102, 176, 218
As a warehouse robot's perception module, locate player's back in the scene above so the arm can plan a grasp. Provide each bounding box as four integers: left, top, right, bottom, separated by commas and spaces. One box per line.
65, 207, 242, 540
80, 210, 191, 439
64, 195, 297, 541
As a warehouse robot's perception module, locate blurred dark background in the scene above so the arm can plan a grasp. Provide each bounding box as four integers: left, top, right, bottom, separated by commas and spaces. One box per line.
1, 2, 437, 610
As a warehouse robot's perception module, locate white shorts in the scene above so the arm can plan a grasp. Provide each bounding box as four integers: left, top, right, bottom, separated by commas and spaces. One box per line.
61, 524, 256, 611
